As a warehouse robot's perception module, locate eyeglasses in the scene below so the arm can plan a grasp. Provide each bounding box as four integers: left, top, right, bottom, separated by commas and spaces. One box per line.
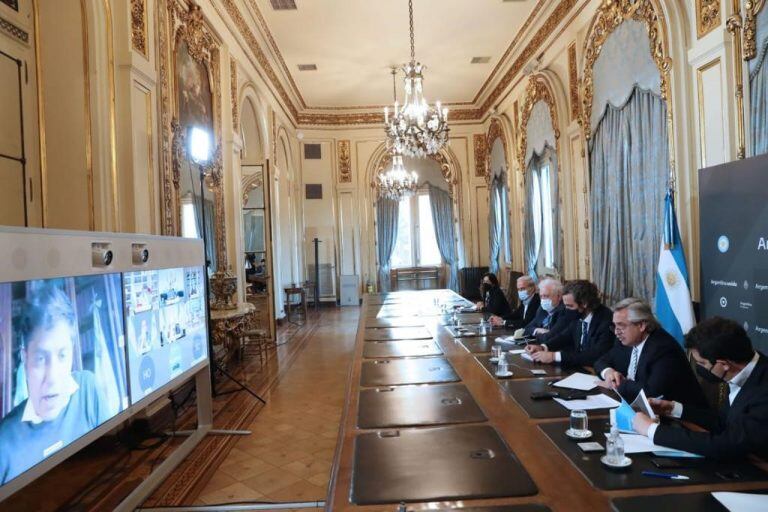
609, 322, 639, 334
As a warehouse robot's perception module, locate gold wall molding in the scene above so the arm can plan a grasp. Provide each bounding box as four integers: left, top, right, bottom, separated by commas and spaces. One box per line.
581, 0, 672, 144
568, 42, 579, 122
473, 134, 487, 177
696, 0, 721, 39
485, 118, 509, 184
744, 1, 766, 60
0, 15, 28, 43
230, 57, 238, 131
371, 149, 458, 198
696, 58, 722, 169
337, 140, 352, 183
518, 74, 560, 173
726, 0, 747, 158
130, 0, 148, 56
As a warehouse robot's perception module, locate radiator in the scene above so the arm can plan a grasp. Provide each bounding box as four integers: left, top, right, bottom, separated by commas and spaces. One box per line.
459, 266, 489, 302
307, 263, 335, 299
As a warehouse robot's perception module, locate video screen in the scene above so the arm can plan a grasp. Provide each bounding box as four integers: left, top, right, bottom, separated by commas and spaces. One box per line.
0, 274, 129, 485
123, 267, 207, 404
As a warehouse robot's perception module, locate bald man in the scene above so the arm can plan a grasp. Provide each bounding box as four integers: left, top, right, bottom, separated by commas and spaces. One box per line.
489, 275, 539, 330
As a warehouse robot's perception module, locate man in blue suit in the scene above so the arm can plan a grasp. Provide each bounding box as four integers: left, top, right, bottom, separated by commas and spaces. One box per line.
522, 278, 579, 343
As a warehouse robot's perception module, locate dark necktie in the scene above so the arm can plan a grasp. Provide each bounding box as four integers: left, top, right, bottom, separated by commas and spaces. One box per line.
543, 313, 553, 328
579, 320, 589, 350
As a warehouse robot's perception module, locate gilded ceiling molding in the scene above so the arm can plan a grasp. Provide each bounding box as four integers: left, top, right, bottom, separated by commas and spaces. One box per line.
485, 118, 510, 184
518, 74, 560, 173
338, 140, 352, 183
131, 0, 148, 56
744, 0, 766, 60
568, 42, 579, 122
581, 0, 672, 143
230, 57, 239, 131
696, 0, 721, 38
473, 134, 487, 177
0, 15, 28, 43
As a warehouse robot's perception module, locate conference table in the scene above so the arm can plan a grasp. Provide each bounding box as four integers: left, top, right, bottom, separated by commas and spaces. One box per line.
326, 289, 768, 511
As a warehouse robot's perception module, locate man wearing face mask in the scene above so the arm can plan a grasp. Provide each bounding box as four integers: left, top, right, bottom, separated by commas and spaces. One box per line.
632, 317, 768, 460
594, 298, 706, 406
488, 275, 539, 330
475, 273, 511, 317
526, 280, 613, 367
521, 278, 578, 343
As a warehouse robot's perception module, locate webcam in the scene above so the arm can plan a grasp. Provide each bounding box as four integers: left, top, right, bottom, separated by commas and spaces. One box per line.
91, 242, 114, 267
132, 243, 150, 265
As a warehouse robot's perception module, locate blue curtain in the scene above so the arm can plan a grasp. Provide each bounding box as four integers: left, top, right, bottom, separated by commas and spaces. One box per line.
590, 86, 669, 305
428, 185, 459, 291
750, 11, 768, 156
523, 159, 539, 281
376, 198, 399, 292
488, 178, 502, 274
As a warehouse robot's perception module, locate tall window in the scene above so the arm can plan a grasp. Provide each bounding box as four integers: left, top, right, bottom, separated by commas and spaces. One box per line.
493, 182, 511, 265
390, 189, 442, 268
531, 163, 554, 270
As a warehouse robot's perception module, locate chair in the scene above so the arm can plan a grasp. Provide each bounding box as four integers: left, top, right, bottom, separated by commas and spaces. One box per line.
240, 328, 269, 365
284, 285, 308, 323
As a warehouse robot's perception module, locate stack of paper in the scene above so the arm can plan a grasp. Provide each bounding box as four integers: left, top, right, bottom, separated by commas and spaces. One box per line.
607, 432, 669, 454
521, 352, 535, 362
552, 373, 599, 391
614, 390, 657, 433
553, 394, 620, 411
712, 492, 768, 512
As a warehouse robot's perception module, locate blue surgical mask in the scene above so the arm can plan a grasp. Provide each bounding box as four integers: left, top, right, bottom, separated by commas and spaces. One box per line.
541, 298, 554, 313
518, 290, 529, 301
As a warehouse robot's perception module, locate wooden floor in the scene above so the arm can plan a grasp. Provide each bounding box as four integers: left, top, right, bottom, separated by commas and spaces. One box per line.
192, 305, 359, 507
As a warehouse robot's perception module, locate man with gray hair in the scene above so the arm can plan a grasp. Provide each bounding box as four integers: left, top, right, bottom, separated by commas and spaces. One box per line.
521, 278, 579, 343
594, 298, 706, 406
488, 275, 539, 330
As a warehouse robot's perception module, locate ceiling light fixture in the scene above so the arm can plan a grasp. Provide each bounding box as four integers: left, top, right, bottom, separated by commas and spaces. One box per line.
383, 0, 449, 158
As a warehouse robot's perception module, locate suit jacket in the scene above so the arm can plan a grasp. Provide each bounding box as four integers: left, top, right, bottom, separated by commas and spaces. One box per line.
481, 286, 511, 317
654, 353, 768, 460
523, 302, 580, 344
594, 328, 707, 407
502, 293, 540, 329
544, 304, 614, 367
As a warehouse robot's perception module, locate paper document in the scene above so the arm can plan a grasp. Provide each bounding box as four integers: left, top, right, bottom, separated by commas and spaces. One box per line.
521, 352, 534, 362
508, 349, 525, 354
605, 432, 670, 454
553, 372, 599, 391
712, 492, 768, 512
630, 389, 657, 420
553, 394, 620, 411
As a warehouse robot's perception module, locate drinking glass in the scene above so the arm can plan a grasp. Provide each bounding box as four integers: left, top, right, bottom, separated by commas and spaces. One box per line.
491, 345, 503, 361
496, 353, 509, 375
570, 410, 589, 437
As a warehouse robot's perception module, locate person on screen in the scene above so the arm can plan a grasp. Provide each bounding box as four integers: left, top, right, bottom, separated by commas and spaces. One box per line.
632, 318, 768, 460
0, 287, 108, 485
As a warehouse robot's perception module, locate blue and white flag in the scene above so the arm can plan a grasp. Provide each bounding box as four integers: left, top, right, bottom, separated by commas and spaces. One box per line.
655, 189, 695, 346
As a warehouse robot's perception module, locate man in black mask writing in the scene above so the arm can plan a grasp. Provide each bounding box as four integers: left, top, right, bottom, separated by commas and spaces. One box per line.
632, 317, 768, 460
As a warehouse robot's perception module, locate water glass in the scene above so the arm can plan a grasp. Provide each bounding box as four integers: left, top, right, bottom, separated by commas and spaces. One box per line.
496, 353, 509, 375
479, 320, 487, 335
570, 410, 589, 436
491, 345, 503, 361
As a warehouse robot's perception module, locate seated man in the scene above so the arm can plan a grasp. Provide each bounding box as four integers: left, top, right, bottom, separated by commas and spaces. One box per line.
489, 275, 539, 330
475, 272, 511, 317
0, 287, 107, 484
522, 277, 579, 343
633, 318, 768, 460
526, 280, 613, 367
594, 298, 706, 406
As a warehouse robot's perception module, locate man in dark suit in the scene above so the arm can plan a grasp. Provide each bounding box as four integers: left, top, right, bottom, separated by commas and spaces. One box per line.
522, 278, 579, 343
633, 317, 768, 460
527, 280, 613, 367
489, 275, 539, 330
594, 298, 706, 406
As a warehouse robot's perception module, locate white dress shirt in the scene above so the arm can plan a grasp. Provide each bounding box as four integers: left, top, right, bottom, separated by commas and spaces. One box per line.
646, 352, 760, 441
600, 336, 648, 381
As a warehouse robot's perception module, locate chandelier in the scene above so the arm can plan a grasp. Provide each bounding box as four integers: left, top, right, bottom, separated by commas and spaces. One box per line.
383, 0, 449, 158
377, 150, 418, 201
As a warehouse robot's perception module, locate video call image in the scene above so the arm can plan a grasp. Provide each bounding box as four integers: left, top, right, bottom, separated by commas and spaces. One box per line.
0, 274, 129, 486
123, 267, 207, 404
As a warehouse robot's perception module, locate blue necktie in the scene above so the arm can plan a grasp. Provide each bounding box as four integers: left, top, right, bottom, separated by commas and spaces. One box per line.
579, 320, 589, 350
543, 313, 553, 328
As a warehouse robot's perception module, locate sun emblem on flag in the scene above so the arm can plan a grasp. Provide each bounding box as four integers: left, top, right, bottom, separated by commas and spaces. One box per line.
665, 271, 679, 288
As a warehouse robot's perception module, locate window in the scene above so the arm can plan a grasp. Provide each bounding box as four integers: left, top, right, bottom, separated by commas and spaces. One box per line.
530, 163, 555, 270
390, 189, 442, 268
494, 182, 511, 265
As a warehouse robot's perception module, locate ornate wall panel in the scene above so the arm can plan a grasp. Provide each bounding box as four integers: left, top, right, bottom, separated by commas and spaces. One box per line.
696, 0, 721, 38
131, 0, 148, 56
568, 42, 579, 122
518, 74, 560, 172
743, 0, 766, 60
473, 134, 487, 177
230, 57, 238, 131
338, 139, 352, 183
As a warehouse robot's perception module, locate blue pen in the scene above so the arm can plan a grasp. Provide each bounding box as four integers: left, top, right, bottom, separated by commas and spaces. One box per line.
641, 470, 689, 480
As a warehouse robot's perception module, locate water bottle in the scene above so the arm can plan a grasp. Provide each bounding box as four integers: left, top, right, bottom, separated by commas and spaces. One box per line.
452, 310, 458, 326
606, 427, 625, 465
496, 353, 509, 376
479, 319, 487, 335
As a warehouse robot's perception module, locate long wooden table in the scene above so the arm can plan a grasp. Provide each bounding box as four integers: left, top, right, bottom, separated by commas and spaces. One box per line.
327, 290, 768, 511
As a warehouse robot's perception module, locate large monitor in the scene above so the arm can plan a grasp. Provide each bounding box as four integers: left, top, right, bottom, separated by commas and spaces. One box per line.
123, 266, 208, 404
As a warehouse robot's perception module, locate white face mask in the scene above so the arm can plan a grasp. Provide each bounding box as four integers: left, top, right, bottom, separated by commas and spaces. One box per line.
541, 298, 554, 312
518, 290, 529, 301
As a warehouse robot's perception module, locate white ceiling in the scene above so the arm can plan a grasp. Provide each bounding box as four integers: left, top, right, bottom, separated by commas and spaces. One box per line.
254, 0, 537, 108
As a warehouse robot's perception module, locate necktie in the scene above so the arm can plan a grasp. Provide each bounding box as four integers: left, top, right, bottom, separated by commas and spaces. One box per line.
543, 313, 552, 328
579, 320, 588, 350
628, 346, 640, 380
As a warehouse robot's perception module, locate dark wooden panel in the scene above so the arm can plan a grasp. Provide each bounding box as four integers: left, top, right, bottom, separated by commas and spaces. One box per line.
357, 383, 486, 428
475, 354, 567, 380
365, 317, 425, 328
351, 425, 538, 504
362, 340, 443, 359
360, 357, 459, 387
611, 491, 768, 512
501, 378, 616, 419
363, 326, 432, 341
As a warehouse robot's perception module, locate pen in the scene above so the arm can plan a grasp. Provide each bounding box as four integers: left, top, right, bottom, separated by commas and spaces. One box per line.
641, 470, 689, 480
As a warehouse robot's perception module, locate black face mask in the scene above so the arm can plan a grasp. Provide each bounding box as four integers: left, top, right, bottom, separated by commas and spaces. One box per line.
696, 363, 726, 384
480, 283, 492, 295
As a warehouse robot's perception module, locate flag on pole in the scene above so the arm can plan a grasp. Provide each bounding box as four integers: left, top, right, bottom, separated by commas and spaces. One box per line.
655, 188, 696, 346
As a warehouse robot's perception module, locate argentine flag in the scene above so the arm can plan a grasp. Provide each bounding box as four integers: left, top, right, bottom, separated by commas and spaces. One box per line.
655, 189, 695, 346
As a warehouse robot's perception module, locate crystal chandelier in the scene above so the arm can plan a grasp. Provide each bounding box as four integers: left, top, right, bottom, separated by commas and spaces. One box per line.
378, 150, 418, 201
383, 0, 449, 158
